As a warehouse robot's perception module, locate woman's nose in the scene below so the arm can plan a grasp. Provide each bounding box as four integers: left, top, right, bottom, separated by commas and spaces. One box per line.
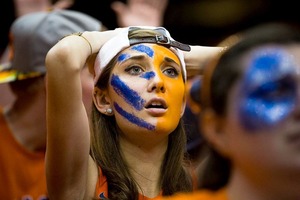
147, 72, 166, 93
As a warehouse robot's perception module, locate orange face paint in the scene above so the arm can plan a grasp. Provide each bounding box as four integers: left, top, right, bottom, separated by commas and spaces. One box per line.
151, 45, 185, 133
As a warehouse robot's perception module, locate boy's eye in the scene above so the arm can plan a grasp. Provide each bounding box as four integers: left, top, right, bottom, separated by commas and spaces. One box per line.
251, 78, 296, 101
125, 65, 144, 75
163, 67, 179, 78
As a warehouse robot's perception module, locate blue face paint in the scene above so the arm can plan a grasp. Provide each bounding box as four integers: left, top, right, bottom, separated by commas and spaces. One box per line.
131, 44, 154, 58
117, 44, 154, 63
114, 102, 155, 130
111, 74, 145, 110
141, 71, 155, 80
118, 53, 131, 62
117, 45, 157, 80
111, 45, 158, 110
238, 48, 297, 131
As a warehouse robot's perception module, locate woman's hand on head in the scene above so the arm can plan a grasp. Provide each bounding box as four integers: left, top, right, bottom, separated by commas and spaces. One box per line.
82, 29, 125, 55
84, 28, 127, 76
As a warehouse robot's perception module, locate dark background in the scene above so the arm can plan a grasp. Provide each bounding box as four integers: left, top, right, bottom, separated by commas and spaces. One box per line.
68, 0, 300, 45
1, 0, 299, 157
2, 0, 299, 54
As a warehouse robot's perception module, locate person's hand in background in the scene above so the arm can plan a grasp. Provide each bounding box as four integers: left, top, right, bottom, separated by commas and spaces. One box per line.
111, 0, 168, 27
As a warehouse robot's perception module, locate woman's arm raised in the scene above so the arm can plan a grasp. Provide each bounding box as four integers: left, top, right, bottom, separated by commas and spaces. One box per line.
184, 45, 224, 77
45, 30, 121, 199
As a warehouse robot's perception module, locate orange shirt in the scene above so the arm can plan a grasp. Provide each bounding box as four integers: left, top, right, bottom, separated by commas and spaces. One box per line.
159, 188, 228, 200
0, 108, 48, 200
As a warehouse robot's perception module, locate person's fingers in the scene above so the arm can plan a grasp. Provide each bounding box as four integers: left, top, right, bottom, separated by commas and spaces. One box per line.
111, 1, 128, 15
52, 0, 74, 10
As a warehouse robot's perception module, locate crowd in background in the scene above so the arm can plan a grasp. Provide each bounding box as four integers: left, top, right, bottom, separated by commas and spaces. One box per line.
1, 0, 300, 200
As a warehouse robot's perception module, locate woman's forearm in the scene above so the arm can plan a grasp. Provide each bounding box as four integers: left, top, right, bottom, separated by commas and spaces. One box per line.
184, 45, 224, 77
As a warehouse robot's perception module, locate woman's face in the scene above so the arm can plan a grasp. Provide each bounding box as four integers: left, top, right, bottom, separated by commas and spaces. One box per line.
224, 44, 300, 183
107, 43, 185, 136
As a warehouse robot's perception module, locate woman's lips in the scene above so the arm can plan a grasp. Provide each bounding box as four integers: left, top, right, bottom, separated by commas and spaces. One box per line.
144, 97, 167, 116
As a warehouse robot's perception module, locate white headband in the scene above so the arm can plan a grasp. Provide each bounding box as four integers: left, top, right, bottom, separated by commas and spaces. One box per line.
93, 26, 190, 85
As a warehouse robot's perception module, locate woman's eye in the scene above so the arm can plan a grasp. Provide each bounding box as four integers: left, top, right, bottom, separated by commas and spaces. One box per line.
125, 65, 144, 75
163, 67, 179, 78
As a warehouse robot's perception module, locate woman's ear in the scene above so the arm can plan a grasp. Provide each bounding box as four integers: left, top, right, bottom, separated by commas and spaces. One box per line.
201, 109, 230, 158
93, 87, 114, 116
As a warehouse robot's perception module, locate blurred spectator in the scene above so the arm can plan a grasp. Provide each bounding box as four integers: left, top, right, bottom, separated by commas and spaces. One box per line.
162, 22, 300, 200
0, 9, 102, 199
0, 0, 73, 108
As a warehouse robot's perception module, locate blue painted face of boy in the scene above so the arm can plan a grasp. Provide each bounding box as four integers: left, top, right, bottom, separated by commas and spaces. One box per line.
237, 47, 298, 131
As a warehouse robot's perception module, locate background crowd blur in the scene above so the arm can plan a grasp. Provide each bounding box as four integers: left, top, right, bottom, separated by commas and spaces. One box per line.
0, 1, 299, 198
2, 0, 299, 55
1, 0, 300, 161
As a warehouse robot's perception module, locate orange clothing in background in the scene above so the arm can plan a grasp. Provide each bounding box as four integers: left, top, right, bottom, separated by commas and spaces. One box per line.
160, 187, 228, 200
0, 108, 48, 200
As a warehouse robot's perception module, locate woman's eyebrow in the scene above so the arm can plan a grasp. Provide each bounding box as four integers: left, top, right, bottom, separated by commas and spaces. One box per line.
118, 54, 147, 63
164, 57, 180, 65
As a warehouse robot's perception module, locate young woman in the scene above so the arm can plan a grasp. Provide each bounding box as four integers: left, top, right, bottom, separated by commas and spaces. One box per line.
45, 26, 221, 200
161, 22, 300, 200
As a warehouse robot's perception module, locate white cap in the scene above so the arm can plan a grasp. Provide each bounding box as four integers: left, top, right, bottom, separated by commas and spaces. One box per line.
93, 26, 191, 85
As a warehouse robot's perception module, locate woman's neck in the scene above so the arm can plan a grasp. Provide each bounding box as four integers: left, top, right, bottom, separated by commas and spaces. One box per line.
120, 136, 167, 198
